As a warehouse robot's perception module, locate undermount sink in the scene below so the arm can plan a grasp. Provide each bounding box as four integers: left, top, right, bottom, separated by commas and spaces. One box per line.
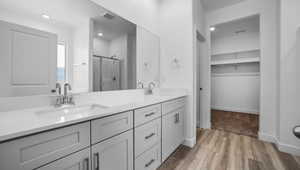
36, 104, 108, 121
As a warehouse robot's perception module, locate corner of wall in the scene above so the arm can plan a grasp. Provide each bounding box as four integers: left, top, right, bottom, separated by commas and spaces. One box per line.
183, 136, 196, 148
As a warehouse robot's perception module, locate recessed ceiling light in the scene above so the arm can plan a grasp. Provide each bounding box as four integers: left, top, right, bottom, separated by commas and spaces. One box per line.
210, 27, 216, 32
98, 33, 103, 37
42, 14, 50, 19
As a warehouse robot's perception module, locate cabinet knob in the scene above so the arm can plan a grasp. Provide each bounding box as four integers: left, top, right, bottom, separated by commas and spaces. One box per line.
293, 126, 300, 139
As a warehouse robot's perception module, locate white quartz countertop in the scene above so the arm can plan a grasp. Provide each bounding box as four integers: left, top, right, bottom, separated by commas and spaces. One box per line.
0, 92, 187, 142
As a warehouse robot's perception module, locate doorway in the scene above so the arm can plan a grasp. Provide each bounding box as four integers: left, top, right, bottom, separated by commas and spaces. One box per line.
209, 15, 260, 138
196, 30, 209, 131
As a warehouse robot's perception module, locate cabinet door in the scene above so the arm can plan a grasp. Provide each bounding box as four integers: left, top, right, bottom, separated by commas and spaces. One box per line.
162, 107, 185, 162
135, 118, 161, 158
0, 20, 57, 97
91, 130, 133, 170
37, 148, 90, 170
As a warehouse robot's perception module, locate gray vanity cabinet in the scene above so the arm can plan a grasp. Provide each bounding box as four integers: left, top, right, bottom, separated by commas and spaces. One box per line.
36, 148, 90, 170
91, 130, 134, 170
162, 99, 185, 162
0, 97, 186, 170
0, 122, 90, 170
91, 111, 133, 144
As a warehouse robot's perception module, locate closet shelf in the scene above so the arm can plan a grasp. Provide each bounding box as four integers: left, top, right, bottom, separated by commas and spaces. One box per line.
211, 72, 260, 77
211, 48, 260, 57
211, 57, 260, 66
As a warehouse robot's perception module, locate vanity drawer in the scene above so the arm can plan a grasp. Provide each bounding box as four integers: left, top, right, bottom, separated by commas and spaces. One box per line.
0, 122, 90, 170
162, 97, 186, 116
135, 144, 161, 170
91, 111, 133, 144
134, 118, 161, 157
134, 104, 161, 127
36, 148, 90, 170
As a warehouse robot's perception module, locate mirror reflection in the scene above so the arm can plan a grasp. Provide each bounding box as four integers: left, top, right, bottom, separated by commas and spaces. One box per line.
0, 0, 145, 97
92, 15, 136, 91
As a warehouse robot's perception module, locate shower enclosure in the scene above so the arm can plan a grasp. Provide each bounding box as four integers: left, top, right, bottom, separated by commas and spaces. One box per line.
93, 55, 121, 91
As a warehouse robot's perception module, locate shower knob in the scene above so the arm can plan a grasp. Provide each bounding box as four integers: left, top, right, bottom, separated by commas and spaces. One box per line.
293, 126, 300, 139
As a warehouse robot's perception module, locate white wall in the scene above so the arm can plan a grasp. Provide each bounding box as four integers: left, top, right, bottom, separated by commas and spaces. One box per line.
93, 37, 109, 57
159, 0, 196, 147
193, 0, 210, 129
211, 32, 260, 55
206, 0, 279, 147
109, 35, 128, 89
211, 74, 260, 113
0, 8, 74, 85
72, 21, 90, 93
90, 0, 159, 35
279, 0, 300, 155
136, 26, 160, 86
127, 33, 137, 89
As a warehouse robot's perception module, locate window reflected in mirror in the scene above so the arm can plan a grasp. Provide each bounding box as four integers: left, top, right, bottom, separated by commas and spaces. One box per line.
57, 43, 66, 82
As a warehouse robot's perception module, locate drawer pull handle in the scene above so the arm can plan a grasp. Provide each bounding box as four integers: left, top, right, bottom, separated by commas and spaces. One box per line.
145, 112, 155, 117
145, 133, 155, 140
145, 159, 155, 167
83, 158, 89, 170
93, 153, 99, 170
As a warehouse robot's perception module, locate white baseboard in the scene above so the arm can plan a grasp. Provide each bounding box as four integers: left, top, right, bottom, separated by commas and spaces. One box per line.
205, 121, 211, 129
197, 120, 200, 128
183, 136, 196, 148
259, 132, 300, 156
277, 142, 300, 156
211, 105, 259, 114
197, 120, 211, 129
258, 132, 277, 143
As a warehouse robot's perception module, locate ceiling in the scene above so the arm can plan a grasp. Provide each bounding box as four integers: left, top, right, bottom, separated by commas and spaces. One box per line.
211, 15, 260, 39
0, 0, 135, 40
0, 0, 106, 27
201, 0, 246, 11
94, 18, 135, 41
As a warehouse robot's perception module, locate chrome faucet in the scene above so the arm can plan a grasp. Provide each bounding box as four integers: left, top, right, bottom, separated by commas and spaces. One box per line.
54, 83, 63, 107
63, 83, 74, 105
137, 81, 144, 89
55, 83, 74, 107
145, 82, 156, 95
56, 83, 62, 95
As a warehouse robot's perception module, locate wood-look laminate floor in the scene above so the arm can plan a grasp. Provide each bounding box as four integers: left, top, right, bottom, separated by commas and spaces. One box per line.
211, 110, 259, 138
158, 129, 300, 170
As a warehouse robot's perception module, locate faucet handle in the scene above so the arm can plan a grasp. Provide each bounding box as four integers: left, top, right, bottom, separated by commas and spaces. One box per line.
69, 95, 75, 105
55, 83, 62, 95
137, 81, 144, 89
148, 82, 156, 89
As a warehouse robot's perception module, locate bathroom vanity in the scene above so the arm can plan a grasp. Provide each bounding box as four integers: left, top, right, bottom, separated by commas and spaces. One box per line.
0, 92, 186, 170
0, 1, 185, 169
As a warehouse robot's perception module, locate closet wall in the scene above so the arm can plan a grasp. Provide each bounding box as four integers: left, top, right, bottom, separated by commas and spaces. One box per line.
211, 16, 260, 114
